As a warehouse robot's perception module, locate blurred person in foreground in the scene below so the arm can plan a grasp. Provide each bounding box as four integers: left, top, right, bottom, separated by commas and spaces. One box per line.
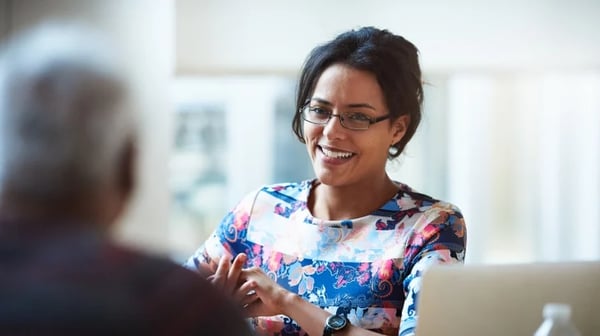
0, 23, 252, 335
185, 27, 467, 336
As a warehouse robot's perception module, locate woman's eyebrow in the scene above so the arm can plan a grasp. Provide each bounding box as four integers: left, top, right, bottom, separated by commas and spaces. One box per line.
310, 98, 376, 111
309, 97, 333, 106
347, 103, 376, 110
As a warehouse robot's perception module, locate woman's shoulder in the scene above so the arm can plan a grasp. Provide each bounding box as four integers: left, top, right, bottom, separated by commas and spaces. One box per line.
393, 182, 463, 216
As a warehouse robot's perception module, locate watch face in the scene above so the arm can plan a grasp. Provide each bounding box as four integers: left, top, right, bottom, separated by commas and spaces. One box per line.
328, 315, 347, 330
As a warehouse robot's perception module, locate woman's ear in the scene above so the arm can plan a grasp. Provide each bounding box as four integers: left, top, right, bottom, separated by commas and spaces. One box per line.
391, 115, 410, 145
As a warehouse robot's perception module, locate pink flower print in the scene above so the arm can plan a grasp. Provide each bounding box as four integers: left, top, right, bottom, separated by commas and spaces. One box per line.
358, 262, 370, 272
377, 259, 393, 280
233, 212, 249, 230
251, 255, 262, 267
357, 270, 370, 285
315, 262, 327, 274
288, 262, 316, 295
375, 219, 388, 230
331, 264, 357, 289
267, 252, 283, 272
271, 185, 287, 191
371, 259, 393, 280
274, 204, 285, 216
281, 253, 298, 266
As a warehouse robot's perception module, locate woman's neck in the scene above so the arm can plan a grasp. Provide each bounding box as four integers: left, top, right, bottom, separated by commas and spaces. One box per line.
308, 176, 399, 220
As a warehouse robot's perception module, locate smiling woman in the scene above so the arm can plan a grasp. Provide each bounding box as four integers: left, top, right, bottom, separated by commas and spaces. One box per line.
184, 26, 467, 336
300, 63, 406, 216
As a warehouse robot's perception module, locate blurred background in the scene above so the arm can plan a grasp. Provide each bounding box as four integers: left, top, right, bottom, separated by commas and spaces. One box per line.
1, 0, 599, 264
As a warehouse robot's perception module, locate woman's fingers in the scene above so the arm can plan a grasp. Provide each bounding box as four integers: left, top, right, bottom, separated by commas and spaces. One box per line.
225, 253, 246, 293
206, 253, 249, 298
210, 254, 231, 289
235, 279, 258, 305
239, 267, 290, 316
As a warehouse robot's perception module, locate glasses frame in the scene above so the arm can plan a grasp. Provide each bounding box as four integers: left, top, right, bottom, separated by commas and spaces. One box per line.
299, 104, 391, 131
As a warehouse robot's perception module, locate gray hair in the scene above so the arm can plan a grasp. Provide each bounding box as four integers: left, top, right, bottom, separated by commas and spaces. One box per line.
0, 23, 136, 199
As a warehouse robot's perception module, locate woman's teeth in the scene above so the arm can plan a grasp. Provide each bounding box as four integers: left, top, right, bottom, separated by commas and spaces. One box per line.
321, 147, 353, 159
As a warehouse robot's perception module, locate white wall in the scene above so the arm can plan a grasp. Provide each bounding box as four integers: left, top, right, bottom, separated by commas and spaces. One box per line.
176, 0, 600, 74
2, 0, 175, 254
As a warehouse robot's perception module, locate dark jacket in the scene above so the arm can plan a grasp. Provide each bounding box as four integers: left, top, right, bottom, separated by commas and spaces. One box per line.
0, 219, 252, 335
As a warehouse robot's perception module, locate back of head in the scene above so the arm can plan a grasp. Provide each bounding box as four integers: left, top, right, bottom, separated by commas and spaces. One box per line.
0, 23, 135, 205
0, 24, 256, 336
292, 26, 423, 158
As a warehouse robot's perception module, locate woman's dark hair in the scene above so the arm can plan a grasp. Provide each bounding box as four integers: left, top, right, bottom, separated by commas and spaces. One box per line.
292, 26, 423, 159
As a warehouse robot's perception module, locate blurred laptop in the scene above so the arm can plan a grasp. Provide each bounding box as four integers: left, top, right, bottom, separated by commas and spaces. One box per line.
415, 261, 600, 336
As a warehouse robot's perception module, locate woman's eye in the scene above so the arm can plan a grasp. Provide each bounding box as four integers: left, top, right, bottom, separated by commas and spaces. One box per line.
310, 107, 329, 116
347, 112, 370, 121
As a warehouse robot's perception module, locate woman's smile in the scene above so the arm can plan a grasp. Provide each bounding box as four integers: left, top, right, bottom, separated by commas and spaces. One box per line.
318, 144, 356, 161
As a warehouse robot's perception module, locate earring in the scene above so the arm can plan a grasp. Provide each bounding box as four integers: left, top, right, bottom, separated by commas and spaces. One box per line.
388, 145, 399, 156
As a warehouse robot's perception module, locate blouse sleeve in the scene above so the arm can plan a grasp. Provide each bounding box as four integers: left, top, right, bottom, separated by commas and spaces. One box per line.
183, 189, 259, 272
398, 203, 467, 336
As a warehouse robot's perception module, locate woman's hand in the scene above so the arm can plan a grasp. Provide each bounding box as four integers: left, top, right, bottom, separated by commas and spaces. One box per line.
239, 267, 384, 335
205, 253, 260, 309
207, 253, 245, 293
239, 266, 294, 317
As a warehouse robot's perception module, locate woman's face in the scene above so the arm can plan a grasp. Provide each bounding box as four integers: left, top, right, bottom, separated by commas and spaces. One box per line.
304, 63, 408, 188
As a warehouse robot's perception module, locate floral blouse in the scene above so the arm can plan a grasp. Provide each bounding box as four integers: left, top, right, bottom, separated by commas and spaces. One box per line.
185, 179, 466, 336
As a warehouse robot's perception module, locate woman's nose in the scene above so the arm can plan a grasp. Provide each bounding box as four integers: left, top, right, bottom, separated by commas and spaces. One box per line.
322, 114, 347, 140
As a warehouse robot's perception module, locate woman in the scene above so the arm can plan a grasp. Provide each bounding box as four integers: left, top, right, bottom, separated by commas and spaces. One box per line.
185, 26, 466, 336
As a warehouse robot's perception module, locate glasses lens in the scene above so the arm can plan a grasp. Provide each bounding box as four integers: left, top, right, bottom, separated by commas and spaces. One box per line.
301, 106, 373, 130
341, 113, 370, 130
303, 106, 330, 124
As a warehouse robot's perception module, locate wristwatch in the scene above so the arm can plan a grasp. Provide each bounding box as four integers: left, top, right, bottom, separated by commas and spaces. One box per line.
323, 314, 348, 335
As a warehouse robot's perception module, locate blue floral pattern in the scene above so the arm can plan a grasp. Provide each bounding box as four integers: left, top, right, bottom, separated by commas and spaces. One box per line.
185, 179, 466, 336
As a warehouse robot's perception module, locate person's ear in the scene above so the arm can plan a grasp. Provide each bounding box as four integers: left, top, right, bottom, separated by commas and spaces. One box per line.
391, 115, 409, 145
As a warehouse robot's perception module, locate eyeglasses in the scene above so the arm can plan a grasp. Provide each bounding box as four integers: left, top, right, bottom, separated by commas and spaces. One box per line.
300, 104, 390, 131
